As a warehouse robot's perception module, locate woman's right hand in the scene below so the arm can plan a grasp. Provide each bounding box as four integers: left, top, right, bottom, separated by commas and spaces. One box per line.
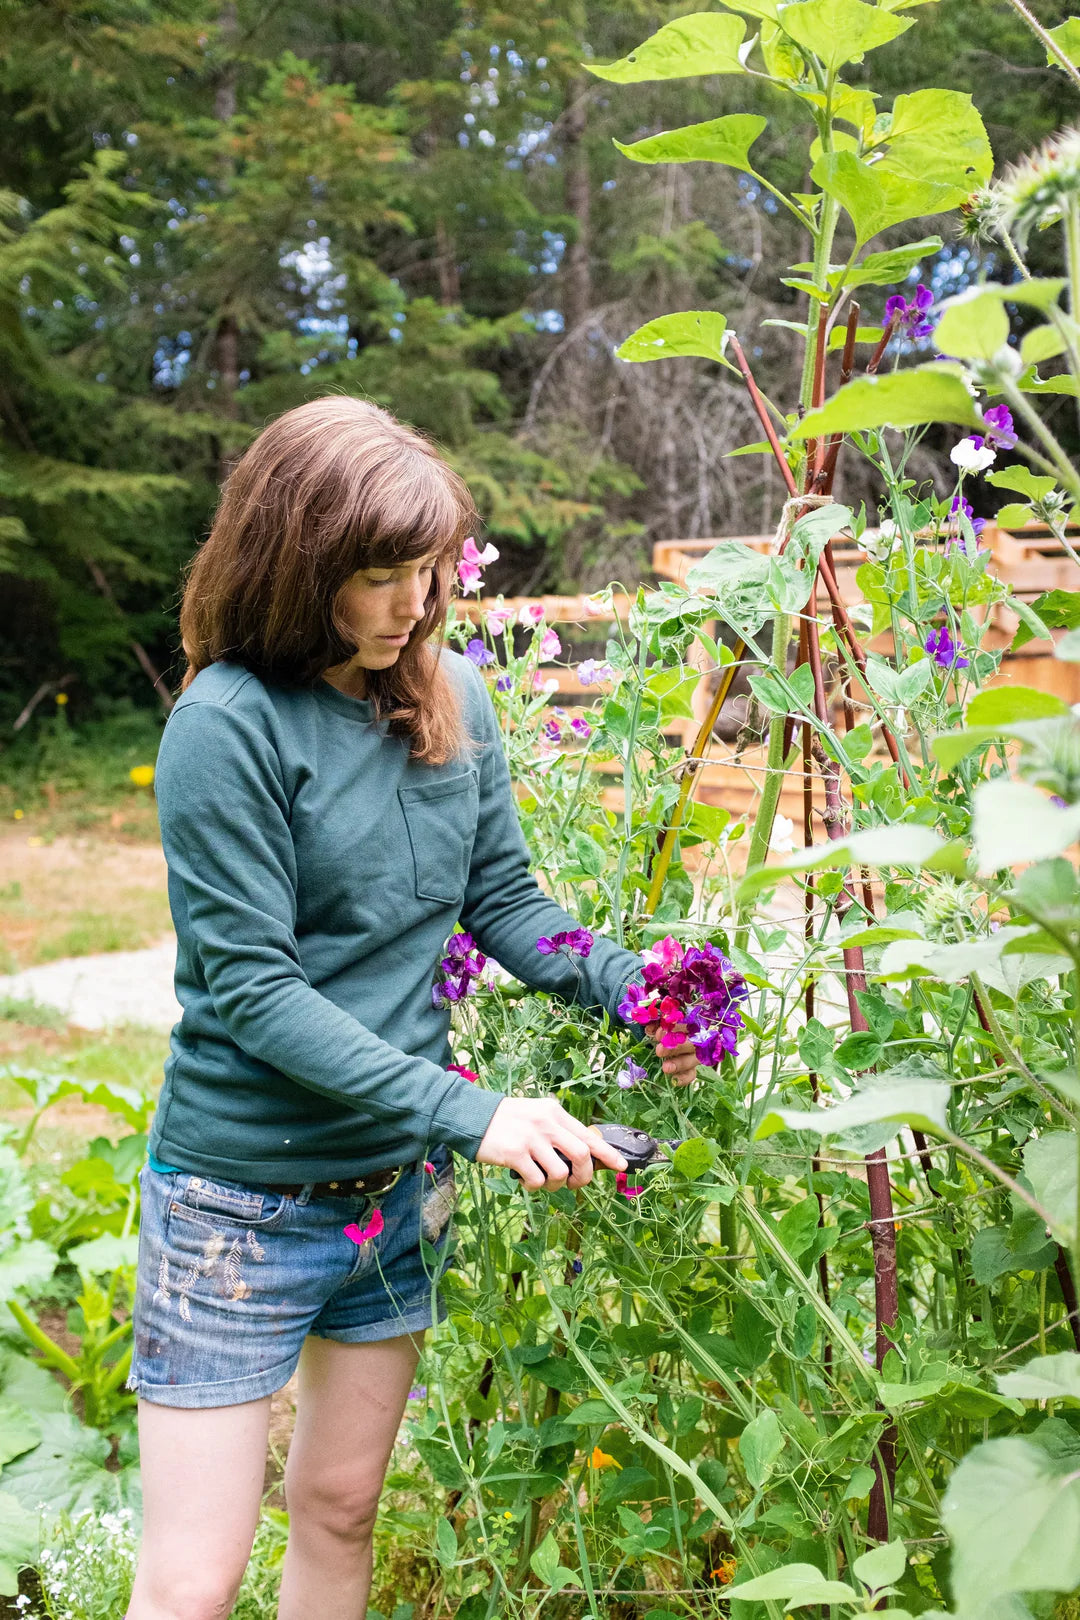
475, 1097, 628, 1190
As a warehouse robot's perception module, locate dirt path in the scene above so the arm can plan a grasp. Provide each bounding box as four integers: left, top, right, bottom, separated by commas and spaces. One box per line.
0, 936, 180, 1031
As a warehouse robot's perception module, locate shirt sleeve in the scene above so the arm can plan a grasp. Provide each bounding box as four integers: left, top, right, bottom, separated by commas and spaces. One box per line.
154, 699, 501, 1158
457, 665, 644, 1019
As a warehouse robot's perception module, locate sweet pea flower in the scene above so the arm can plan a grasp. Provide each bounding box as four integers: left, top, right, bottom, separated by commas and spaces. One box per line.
950, 436, 997, 473
946, 493, 986, 547
458, 536, 499, 593
618, 936, 748, 1067
519, 603, 545, 628
577, 660, 615, 686
534, 674, 559, 694
464, 638, 494, 666
569, 715, 592, 740
769, 814, 795, 854
924, 625, 970, 669
983, 404, 1017, 449
539, 628, 562, 660
884, 284, 934, 339
344, 1208, 384, 1245
495, 674, 513, 693
543, 719, 562, 743
408, 1385, 427, 1399
617, 1058, 647, 1089
432, 935, 487, 1007
448, 1062, 479, 1082
485, 607, 514, 635
536, 927, 594, 958
615, 1172, 645, 1200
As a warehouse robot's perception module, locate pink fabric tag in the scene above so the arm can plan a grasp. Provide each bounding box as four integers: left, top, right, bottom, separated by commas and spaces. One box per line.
344, 1207, 384, 1245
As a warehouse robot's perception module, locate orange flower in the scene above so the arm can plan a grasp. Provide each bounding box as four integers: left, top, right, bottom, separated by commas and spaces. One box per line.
710, 1555, 737, 1585
590, 1447, 621, 1471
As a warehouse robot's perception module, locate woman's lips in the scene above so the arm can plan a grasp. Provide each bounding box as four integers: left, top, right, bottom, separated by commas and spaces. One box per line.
379, 632, 411, 646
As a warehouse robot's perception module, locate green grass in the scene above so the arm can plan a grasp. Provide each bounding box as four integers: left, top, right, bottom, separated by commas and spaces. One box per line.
0, 704, 166, 844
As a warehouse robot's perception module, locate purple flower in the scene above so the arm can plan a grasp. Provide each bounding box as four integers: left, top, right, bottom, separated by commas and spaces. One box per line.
884, 283, 934, 339
536, 927, 594, 958
432, 931, 488, 1007
576, 660, 615, 686
543, 720, 562, 743
945, 494, 987, 553
571, 1258, 583, 1275
569, 715, 593, 740
465, 638, 495, 667
924, 625, 970, 670
495, 674, 513, 693
617, 937, 748, 1069
617, 1058, 647, 1089
408, 1386, 427, 1400
982, 405, 1017, 449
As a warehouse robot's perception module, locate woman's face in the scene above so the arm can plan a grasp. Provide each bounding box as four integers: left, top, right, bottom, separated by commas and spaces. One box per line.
334, 553, 439, 671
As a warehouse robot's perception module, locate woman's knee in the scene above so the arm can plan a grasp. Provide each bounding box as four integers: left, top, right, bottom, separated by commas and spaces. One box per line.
128, 1567, 246, 1620
284, 1465, 384, 1542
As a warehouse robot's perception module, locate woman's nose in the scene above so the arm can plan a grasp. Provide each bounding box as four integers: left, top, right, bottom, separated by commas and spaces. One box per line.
401, 575, 428, 620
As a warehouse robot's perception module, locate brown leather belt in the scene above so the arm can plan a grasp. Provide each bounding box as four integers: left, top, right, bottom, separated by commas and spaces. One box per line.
265, 1165, 407, 1200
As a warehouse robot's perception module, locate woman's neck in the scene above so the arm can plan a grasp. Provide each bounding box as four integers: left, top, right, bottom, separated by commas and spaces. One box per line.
321, 659, 369, 700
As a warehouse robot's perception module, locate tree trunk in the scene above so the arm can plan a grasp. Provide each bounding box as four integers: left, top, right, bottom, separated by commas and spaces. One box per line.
562, 76, 591, 334
434, 214, 461, 306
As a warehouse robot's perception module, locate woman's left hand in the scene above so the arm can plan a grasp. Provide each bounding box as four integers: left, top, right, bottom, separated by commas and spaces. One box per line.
645, 1021, 698, 1086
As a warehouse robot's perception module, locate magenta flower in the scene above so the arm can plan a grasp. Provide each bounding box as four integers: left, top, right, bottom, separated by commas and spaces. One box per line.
432, 933, 487, 1007
344, 1208, 384, 1245
884, 284, 934, 339
615, 1172, 644, 1200
495, 674, 513, 693
465, 638, 495, 666
924, 625, 970, 669
448, 1061, 479, 1082
536, 927, 594, 958
982, 405, 1017, 449
617, 1058, 647, 1089
617, 935, 748, 1068
569, 715, 592, 740
577, 660, 615, 686
543, 719, 562, 743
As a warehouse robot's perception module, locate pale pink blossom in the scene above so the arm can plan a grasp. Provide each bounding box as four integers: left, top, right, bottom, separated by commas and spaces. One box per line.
539, 628, 562, 660
518, 602, 545, 628
457, 536, 499, 593
533, 673, 559, 694
485, 607, 513, 635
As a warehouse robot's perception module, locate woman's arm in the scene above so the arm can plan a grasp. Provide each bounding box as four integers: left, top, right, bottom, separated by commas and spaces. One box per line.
155, 698, 501, 1158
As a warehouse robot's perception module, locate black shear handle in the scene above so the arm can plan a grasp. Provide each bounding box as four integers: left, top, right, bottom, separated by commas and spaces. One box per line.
516, 1122, 666, 1178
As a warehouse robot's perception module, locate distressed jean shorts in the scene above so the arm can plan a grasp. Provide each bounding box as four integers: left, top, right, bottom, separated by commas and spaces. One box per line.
127, 1147, 456, 1409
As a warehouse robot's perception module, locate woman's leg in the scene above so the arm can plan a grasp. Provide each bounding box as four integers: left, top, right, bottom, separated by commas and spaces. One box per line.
126, 1395, 271, 1620
277, 1331, 423, 1620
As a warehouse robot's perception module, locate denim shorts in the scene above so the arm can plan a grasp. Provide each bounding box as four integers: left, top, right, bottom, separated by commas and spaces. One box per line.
127, 1148, 456, 1409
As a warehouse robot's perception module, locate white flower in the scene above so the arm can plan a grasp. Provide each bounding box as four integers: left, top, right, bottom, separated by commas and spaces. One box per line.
769, 814, 795, 854
950, 437, 996, 473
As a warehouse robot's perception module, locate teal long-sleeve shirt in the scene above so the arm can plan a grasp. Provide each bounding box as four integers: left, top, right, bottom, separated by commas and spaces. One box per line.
148, 653, 643, 1184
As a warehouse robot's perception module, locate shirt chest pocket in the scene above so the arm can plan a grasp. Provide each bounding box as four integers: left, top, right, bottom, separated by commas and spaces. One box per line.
398, 772, 479, 905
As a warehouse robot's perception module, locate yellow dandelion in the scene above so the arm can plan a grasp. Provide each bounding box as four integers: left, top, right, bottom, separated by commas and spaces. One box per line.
55, 692, 68, 706
502, 1511, 514, 1520
590, 1447, 621, 1471
13, 809, 23, 820
129, 765, 155, 788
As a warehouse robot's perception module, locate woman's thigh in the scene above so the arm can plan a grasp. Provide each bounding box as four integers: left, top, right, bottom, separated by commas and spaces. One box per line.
128, 1395, 271, 1614
283, 1332, 424, 1525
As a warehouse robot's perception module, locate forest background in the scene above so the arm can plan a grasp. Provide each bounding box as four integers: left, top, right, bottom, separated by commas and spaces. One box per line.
1, 0, 1078, 738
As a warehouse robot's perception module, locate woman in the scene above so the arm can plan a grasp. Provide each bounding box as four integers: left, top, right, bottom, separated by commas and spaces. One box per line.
125, 395, 697, 1620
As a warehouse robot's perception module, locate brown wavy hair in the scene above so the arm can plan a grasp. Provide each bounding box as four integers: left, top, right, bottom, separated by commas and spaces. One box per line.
178, 395, 475, 763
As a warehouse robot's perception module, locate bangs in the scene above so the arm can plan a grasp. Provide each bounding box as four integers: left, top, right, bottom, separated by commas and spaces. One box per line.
345, 449, 470, 570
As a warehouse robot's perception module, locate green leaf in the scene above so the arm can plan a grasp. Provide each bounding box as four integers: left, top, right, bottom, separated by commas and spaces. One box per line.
1012, 588, 1080, 648
0, 1241, 57, 1300
998, 1353, 1080, 1403
564, 1398, 618, 1426
530, 1531, 560, 1586
0, 1402, 41, 1469
840, 236, 942, 291
942, 1436, 1080, 1603
1047, 18, 1080, 71
973, 778, 1080, 873
835, 1031, 883, 1070
588, 13, 746, 83
617, 311, 729, 364
853, 1537, 907, 1591
65, 1234, 139, 1278
755, 1076, 950, 1141
872, 88, 993, 193
934, 291, 1010, 360
777, 0, 911, 70
812, 151, 957, 245
738, 823, 944, 901
434, 1517, 457, 1570
791, 364, 980, 439
672, 1138, 717, 1179
738, 1408, 783, 1488
1024, 1134, 1077, 1246
877, 927, 1068, 992
966, 686, 1069, 727
614, 114, 766, 173
0, 1411, 112, 1520
1021, 324, 1068, 366
730, 1564, 858, 1606
0, 1492, 38, 1596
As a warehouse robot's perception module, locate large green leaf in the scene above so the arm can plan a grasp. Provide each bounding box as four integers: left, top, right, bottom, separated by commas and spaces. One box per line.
942, 1436, 1080, 1603
0, 1491, 38, 1597
853, 1538, 907, 1591
755, 1076, 950, 1141
0, 1241, 57, 1301
840, 236, 942, 291
998, 1353, 1080, 1403
791, 365, 980, 440
66, 1233, 139, 1278
878, 928, 1072, 995
588, 14, 746, 83
738, 1408, 783, 1488
777, 0, 911, 70
972, 778, 1080, 873
812, 151, 957, 244
1024, 1134, 1077, 1246
966, 687, 1069, 727
870, 89, 993, 193
1047, 18, 1080, 71
1, 1411, 112, 1520
614, 114, 766, 173
616, 311, 729, 364
935, 292, 1010, 361
0, 1402, 41, 1469
729, 1565, 857, 1608
739, 823, 944, 900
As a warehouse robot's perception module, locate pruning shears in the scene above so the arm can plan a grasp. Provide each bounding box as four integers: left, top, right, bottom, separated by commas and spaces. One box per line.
561, 1122, 683, 1175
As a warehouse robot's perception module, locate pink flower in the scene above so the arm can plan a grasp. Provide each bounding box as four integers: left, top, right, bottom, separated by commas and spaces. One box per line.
539, 628, 562, 660
615, 1172, 644, 1200
424, 1160, 436, 1174
519, 603, 545, 628
458, 536, 499, 594
448, 1062, 478, 1083
486, 607, 513, 635
344, 1208, 385, 1245
533, 673, 559, 693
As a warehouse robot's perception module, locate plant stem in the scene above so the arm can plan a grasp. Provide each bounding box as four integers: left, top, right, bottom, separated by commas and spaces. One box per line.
735, 612, 792, 950
1002, 0, 1080, 93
